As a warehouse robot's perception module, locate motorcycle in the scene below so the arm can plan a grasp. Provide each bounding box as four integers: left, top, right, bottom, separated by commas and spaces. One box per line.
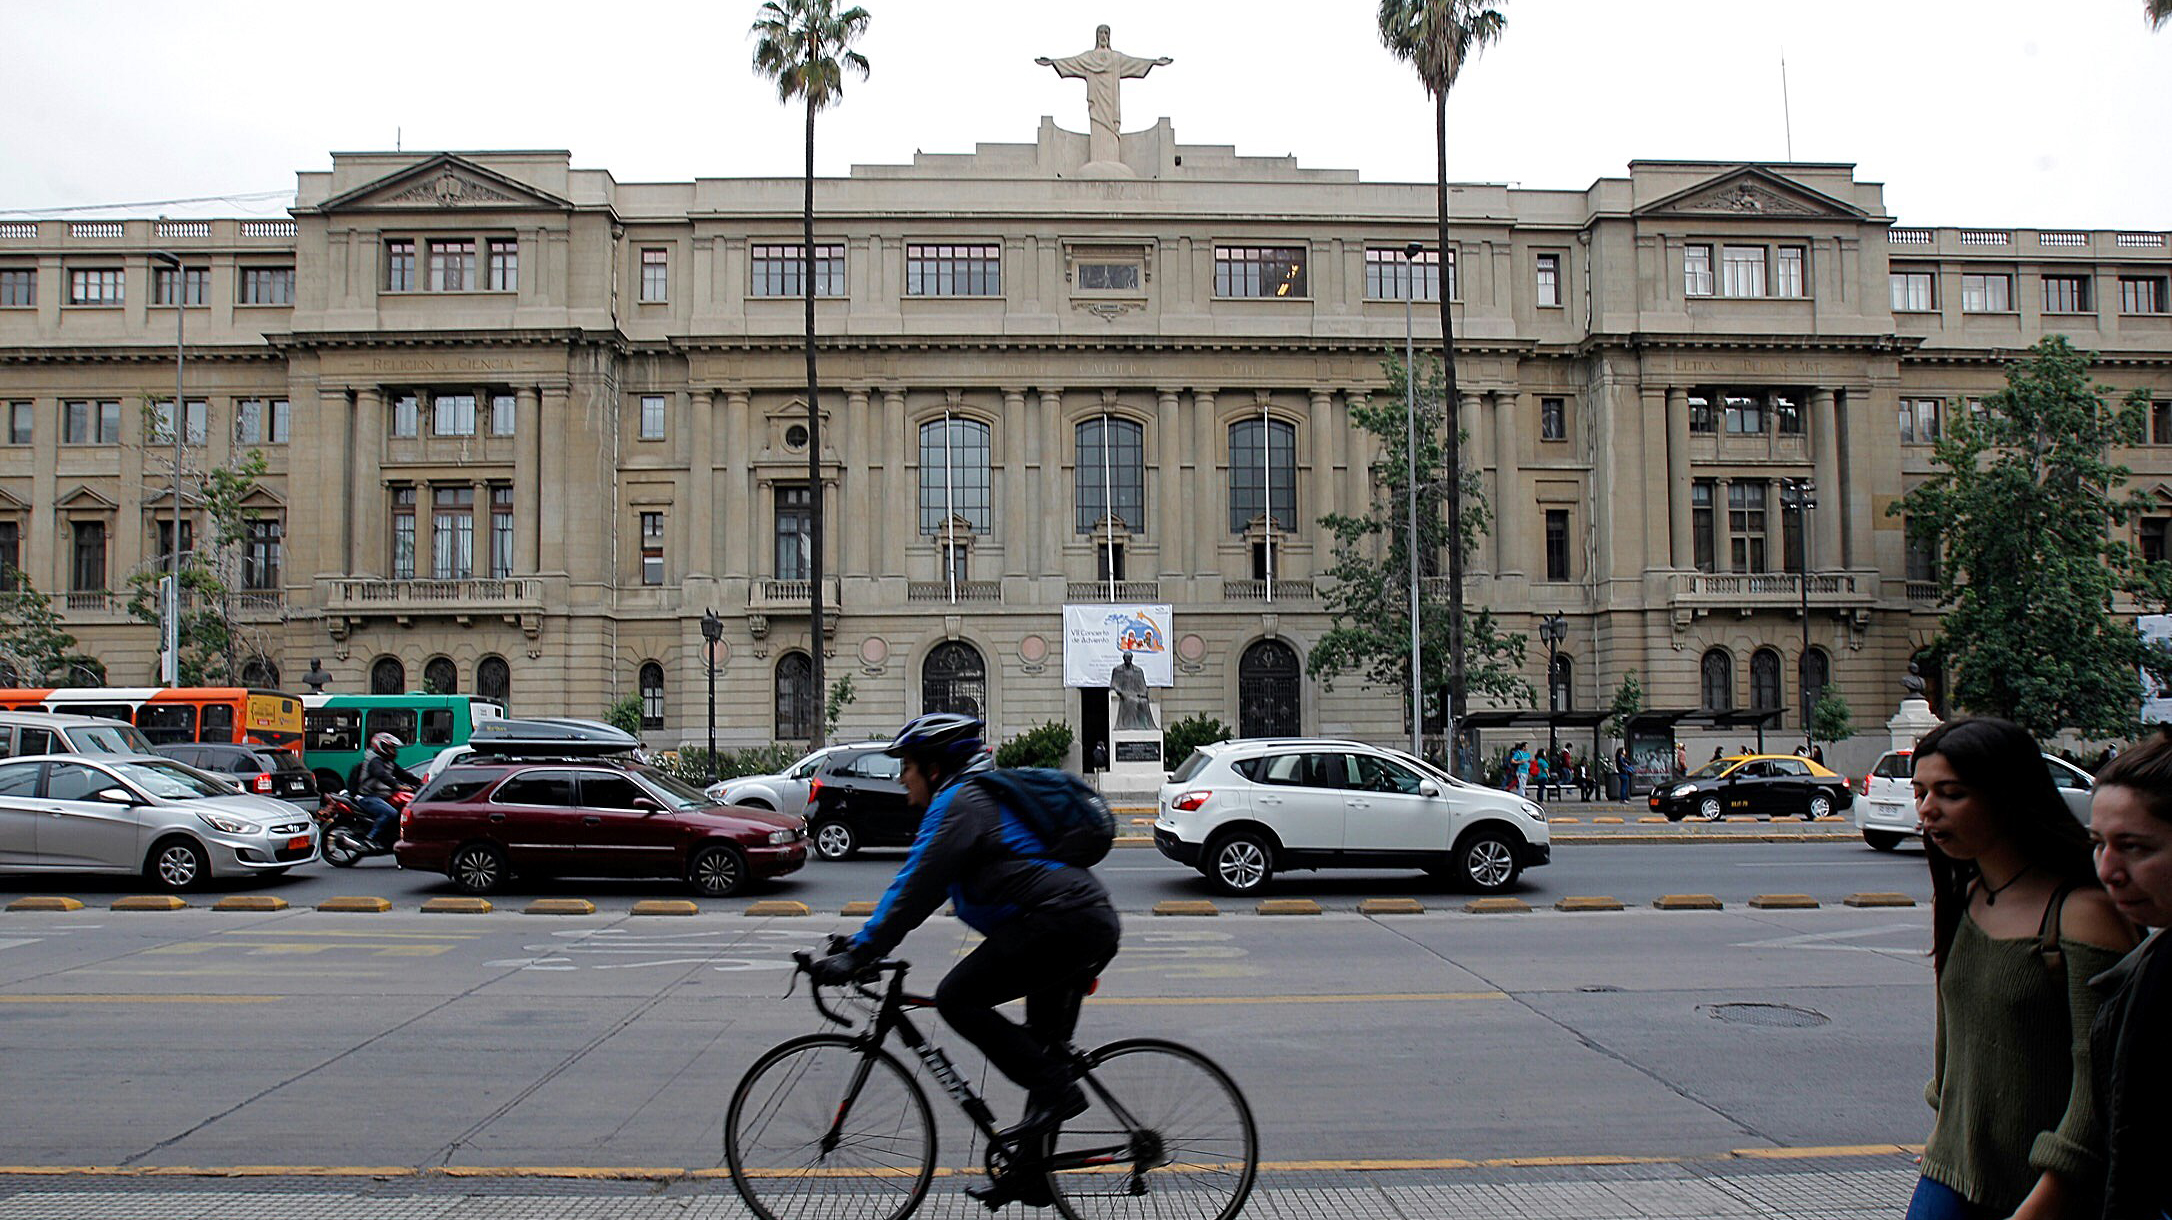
315, 788, 413, 867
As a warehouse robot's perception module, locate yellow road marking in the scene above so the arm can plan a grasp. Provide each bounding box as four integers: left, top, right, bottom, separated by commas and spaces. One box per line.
0, 994, 281, 1004
1090, 991, 1507, 1006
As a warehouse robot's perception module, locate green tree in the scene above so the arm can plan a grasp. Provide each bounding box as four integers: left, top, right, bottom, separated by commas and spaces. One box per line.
1809, 691, 1854, 745
1891, 336, 2172, 738
1163, 713, 1232, 764
824, 672, 856, 740
994, 721, 1074, 769
1309, 353, 1531, 728
0, 569, 100, 685
603, 693, 644, 738
125, 444, 278, 685
1377, 0, 1507, 750
752, 0, 871, 749
1606, 669, 1644, 740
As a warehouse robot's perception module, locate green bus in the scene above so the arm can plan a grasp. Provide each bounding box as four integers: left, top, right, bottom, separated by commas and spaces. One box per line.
301, 694, 505, 793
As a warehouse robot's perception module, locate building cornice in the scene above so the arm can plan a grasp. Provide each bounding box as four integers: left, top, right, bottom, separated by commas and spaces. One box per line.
0, 344, 284, 366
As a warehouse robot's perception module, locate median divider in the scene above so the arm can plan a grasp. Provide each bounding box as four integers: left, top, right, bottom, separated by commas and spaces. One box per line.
1153, 900, 1219, 917
111, 896, 187, 911
1748, 894, 1819, 909
523, 899, 596, 916
1465, 897, 1530, 914
1256, 898, 1321, 916
1554, 896, 1623, 912
745, 900, 810, 917
421, 897, 492, 914
317, 896, 391, 913
630, 900, 697, 916
840, 901, 877, 916
1358, 898, 1424, 915
212, 895, 288, 912
6, 897, 83, 912
1653, 894, 1724, 910
1844, 892, 1917, 908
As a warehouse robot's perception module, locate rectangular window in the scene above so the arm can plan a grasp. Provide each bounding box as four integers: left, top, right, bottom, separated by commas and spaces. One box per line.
152, 265, 207, 306
1535, 253, 1562, 307
1775, 246, 1806, 298
2043, 273, 2092, 313
239, 267, 295, 305
1891, 270, 1935, 311
2121, 276, 2167, 314
1684, 244, 1714, 297
775, 484, 812, 580
487, 239, 518, 292
242, 518, 281, 591
2155, 401, 2172, 446
150, 399, 209, 446
64, 400, 121, 444
1076, 260, 1142, 292
1721, 246, 1767, 297
1905, 517, 1940, 582
638, 394, 666, 440
639, 511, 664, 586
155, 520, 193, 564
431, 486, 475, 580
490, 393, 516, 436
1687, 392, 1715, 434
0, 268, 35, 307
1214, 245, 1307, 298
427, 240, 474, 292
67, 268, 123, 305
2144, 519, 2170, 565
0, 521, 17, 589
1691, 481, 1715, 573
6, 402, 30, 445
70, 521, 105, 591
1095, 539, 1126, 583
433, 393, 476, 437
639, 247, 669, 302
385, 239, 415, 292
1544, 509, 1570, 581
1722, 393, 1763, 434
906, 243, 1002, 297
391, 394, 418, 438
237, 398, 290, 445
1364, 247, 1447, 302
1728, 482, 1768, 574
1900, 397, 1941, 444
1539, 396, 1566, 441
390, 487, 416, 579
749, 243, 846, 298
939, 539, 968, 585
1773, 393, 1804, 435
1960, 273, 2013, 312
490, 486, 514, 579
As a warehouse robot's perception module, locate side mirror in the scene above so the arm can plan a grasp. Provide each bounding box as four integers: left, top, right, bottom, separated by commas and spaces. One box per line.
632, 796, 663, 813
1418, 780, 1440, 798
95, 787, 135, 805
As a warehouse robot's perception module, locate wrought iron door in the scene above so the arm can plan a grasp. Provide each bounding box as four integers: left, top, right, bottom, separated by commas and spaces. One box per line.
1238, 639, 1300, 738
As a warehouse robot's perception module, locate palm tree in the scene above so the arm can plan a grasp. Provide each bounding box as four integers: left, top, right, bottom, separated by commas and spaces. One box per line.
1377, 0, 1505, 774
752, 0, 870, 748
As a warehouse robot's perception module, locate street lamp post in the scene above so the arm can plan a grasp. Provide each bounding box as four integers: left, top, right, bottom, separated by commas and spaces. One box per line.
1404, 241, 1423, 759
149, 249, 185, 685
1539, 614, 1566, 780
1780, 478, 1819, 753
700, 610, 723, 785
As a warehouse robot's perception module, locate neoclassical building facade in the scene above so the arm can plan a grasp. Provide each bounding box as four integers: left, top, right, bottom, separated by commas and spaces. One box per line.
0, 116, 2167, 761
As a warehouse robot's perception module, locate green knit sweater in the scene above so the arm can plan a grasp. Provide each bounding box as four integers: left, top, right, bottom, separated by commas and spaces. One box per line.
1922, 914, 2124, 1213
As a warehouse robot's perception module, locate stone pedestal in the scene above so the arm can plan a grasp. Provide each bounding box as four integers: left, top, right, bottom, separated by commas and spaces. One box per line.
1104, 692, 1165, 793
1887, 698, 1941, 753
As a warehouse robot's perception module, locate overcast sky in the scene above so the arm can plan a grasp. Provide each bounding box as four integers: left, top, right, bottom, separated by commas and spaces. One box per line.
4, 0, 2167, 229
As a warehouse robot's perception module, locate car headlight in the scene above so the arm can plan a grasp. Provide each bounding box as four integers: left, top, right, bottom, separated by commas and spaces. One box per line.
198, 812, 262, 835
1670, 784, 1696, 799
768, 828, 798, 845
1520, 801, 1545, 822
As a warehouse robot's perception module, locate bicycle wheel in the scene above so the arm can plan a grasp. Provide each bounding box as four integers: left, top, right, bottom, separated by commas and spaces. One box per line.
1044, 1037, 1258, 1220
726, 1033, 937, 1220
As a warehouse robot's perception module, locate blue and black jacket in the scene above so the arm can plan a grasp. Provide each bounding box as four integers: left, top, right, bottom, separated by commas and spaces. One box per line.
850, 755, 1112, 957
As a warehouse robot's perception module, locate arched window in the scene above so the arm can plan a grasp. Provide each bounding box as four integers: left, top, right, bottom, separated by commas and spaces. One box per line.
1800, 647, 1831, 726
1699, 648, 1733, 712
775, 652, 814, 741
239, 658, 279, 689
1228, 417, 1297, 534
370, 656, 405, 695
423, 656, 458, 695
918, 417, 991, 535
1238, 639, 1302, 738
1549, 654, 1573, 713
476, 655, 510, 709
1749, 648, 1783, 711
1075, 416, 1145, 533
921, 641, 987, 719
638, 662, 665, 731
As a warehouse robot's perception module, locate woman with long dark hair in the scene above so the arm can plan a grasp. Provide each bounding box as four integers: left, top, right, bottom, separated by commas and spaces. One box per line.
1908, 717, 2136, 1220
2084, 733, 2172, 1219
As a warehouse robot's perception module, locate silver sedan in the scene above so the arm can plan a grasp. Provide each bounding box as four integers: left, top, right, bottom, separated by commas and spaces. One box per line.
703, 743, 883, 817
0, 754, 318, 890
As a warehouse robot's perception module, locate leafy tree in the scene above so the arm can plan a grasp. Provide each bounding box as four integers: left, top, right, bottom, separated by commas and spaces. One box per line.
1810, 691, 1854, 746
752, 0, 871, 748
1606, 669, 1644, 740
1377, 0, 1507, 750
1163, 713, 1232, 764
1310, 353, 1531, 731
0, 568, 101, 686
994, 721, 1074, 769
603, 693, 644, 738
824, 672, 857, 740
125, 443, 278, 685
1891, 336, 2172, 738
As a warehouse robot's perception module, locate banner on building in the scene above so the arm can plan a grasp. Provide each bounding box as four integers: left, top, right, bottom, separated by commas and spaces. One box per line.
1063, 604, 1174, 688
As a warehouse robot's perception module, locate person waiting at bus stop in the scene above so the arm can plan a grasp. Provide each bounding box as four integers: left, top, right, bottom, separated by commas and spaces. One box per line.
356, 732, 421, 849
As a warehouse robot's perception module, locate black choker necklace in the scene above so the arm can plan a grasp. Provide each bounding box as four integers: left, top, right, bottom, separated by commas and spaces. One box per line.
1980, 864, 2034, 905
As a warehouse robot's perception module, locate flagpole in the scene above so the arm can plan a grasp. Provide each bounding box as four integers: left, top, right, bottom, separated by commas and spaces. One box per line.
1103, 412, 1116, 603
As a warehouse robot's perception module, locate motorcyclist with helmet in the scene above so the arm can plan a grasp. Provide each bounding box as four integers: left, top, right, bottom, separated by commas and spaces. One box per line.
356, 732, 422, 850
810, 713, 1120, 1194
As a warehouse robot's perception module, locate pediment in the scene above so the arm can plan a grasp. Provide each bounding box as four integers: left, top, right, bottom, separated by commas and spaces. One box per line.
316, 154, 572, 213
1637, 167, 1866, 221
55, 485, 119, 512
0, 486, 27, 513
142, 486, 208, 510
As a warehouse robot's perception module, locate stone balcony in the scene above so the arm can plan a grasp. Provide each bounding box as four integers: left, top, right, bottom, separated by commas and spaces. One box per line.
324, 577, 545, 640
745, 577, 840, 639
1065, 580, 1162, 603
1666, 571, 1876, 625
1223, 578, 1316, 602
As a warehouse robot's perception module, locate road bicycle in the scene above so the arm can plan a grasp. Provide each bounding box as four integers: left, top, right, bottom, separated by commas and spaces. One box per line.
725, 950, 1258, 1220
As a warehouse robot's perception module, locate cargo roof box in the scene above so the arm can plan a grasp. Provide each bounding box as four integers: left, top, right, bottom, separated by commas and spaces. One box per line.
465, 717, 641, 757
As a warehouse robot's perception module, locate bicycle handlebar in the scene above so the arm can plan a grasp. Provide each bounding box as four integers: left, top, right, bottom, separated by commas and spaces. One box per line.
791, 949, 906, 1029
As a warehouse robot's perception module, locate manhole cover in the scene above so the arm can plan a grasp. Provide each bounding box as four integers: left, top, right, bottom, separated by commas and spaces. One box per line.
1699, 1002, 1829, 1028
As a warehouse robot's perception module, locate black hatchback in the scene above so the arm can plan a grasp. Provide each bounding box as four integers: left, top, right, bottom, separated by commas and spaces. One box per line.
805, 745, 919, 860
154, 743, 321, 809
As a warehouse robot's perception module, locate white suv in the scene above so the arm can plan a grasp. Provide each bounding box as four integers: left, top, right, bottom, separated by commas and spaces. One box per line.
1856, 747, 2096, 850
1154, 738, 1551, 895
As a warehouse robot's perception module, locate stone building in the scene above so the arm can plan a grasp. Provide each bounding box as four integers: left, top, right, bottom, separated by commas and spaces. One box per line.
0, 110, 2167, 764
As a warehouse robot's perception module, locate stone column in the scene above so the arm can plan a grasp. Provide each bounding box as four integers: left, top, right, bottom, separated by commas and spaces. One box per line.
841, 387, 870, 578
538, 383, 570, 575
1666, 387, 1692, 569
1156, 389, 1183, 580
1714, 477, 1733, 573
1467, 389, 1493, 576
884, 389, 911, 575
1002, 388, 1030, 576
1810, 388, 1842, 569
1037, 389, 1066, 582
724, 391, 752, 576
514, 386, 541, 573
1192, 390, 1219, 576
1308, 389, 1338, 527
1490, 390, 1522, 575
687, 388, 718, 581
352, 388, 385, 576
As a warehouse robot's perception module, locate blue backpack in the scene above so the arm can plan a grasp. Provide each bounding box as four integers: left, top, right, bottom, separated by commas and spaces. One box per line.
969, 768, 1117, 867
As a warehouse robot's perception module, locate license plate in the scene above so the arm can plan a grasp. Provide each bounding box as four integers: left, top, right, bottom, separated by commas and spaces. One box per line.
287, 835, 312, 852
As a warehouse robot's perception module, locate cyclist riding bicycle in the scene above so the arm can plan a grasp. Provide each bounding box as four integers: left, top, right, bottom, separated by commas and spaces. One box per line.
811, 714, 1121, 1169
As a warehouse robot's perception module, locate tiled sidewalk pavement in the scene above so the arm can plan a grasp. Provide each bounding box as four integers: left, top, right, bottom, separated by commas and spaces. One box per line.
0, 1154, 1921, 1219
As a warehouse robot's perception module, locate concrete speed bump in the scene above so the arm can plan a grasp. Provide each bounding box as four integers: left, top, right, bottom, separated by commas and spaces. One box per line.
1845, 892, 1918, 908
318, 896, 392, 913
212, 895, 288, 912
1638, 816, 1669, 823
112, 895, 188, 911
7, 897, 84, 912
1592, 816, 1625, 824
1464, 897, 1530, 914
421, 897, 492, 914
746, 900, 811, 917
1153, 900, 1219, 916
523, 899, 596, 916
1554, 896, 1624, 912
841, 901, 877, 916
1256, 898, 1321, 916
1749, 894, 1820, 909
1814, 815, 1848, 822
1548, 817, 1580, 824
631, 900, 698, 916
1359, 898, 1424, 915
1653, 894, 1724, 910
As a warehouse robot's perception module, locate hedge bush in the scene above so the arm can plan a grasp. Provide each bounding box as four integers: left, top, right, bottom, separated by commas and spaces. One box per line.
995, 720, 1075, 769
1163, 713, 1232, 765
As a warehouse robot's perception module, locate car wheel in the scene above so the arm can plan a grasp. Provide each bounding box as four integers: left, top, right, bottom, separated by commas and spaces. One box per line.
811, 820, 857, 861
691, 845, 749, 898
1456, 829, 1522, 894
1206, 832, 1273, 896
146, 837, 209, 891
1807, 793, 1834, 819
738, 798, 774, 812
1864, 830, 1904, 852
448, 842, 508, 895
1697, 796, 1724, 822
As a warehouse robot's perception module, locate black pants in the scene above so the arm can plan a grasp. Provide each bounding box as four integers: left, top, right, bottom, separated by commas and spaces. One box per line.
935, 905, 1120, 1100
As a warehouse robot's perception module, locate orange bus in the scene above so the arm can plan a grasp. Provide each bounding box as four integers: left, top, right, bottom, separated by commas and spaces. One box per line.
0, 687, 305, 749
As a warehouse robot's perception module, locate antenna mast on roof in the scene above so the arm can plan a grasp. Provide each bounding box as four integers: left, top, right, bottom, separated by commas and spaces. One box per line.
1780, 56, 1794, 162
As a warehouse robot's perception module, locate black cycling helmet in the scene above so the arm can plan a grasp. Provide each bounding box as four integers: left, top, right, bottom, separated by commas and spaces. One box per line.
885, 713, 985, 772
